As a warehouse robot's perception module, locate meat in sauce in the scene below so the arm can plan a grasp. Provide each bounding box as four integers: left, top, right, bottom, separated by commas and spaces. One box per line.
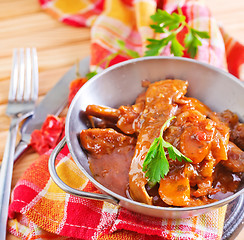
80, 79, 244, 207
80, 128, 136, 197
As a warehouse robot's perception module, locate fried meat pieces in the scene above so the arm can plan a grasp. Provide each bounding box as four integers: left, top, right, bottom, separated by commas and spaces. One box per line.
80, 128, 136, 197
129, 80, 188, 205
80, 79, 244, 207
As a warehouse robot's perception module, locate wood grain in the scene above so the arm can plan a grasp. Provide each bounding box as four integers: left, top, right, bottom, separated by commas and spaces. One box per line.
0, 0, 243, 239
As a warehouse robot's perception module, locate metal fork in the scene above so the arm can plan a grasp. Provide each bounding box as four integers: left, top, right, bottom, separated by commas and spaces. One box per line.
0, 48, 38, 238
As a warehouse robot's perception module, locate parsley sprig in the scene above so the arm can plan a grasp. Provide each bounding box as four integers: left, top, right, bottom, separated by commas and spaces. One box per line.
142, 116, 192, 186
86, 8, 210, 78
145, 8, 210, 58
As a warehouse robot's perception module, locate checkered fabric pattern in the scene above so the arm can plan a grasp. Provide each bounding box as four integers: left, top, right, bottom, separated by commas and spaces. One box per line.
8, 150, 227, 239
39, 0, 244, 79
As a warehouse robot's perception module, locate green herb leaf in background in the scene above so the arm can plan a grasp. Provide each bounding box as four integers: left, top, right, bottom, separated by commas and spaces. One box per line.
145, 34, 174, 56
146, 9, 210, 58
144, 38, 166, 56
170, 37, 184, 56
86, 71, 98, 80
150, 9, 185, 31
85, 8, 210, 78
184, 28, 210, 58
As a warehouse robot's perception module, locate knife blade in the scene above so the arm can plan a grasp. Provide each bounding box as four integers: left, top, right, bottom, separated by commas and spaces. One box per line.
14, 56, 90, 161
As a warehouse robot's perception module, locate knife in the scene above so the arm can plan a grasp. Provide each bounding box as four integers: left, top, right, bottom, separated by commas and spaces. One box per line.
14, 56, 90, 161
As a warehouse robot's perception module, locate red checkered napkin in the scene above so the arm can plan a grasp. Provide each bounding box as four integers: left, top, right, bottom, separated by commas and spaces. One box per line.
8, 149, 227, 239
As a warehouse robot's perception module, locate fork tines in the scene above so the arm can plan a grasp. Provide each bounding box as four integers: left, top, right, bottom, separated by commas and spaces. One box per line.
8, 48, 38, 102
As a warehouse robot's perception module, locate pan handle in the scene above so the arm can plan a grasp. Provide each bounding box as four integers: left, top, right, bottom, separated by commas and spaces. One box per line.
48, 137, 120, 205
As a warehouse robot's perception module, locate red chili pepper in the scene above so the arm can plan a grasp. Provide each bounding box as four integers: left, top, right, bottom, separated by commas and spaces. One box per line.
68, 78, 87, 106
30, 115, 65, 155
31, 77, 87, 155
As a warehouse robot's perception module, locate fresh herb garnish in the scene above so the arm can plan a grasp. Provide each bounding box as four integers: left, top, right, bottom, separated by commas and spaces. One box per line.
86, 8, 210, 77
184, 28, 210, 58
86, 71, 97, 80
142, 116, 192, 185
145, 8, 210, 58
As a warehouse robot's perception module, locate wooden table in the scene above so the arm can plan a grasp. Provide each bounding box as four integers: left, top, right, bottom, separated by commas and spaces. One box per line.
0, 0, 243, 239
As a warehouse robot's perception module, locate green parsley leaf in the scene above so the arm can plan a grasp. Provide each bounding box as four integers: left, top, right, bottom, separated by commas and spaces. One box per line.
143, 139, 169, 185
86, 71, 97, 80
150, 24, 166, 33
150, 9, 185, 31
143, 138, 159, 167
184, 29, 202, 58
150, 9, 171, 24
170, 37, 184, 56
184, 28, 210, 58
145, 39, 165, 56
91, 9, 211, 71
145, 34, 175, 56
191, 28, 210, 39
146, 9, 210, 58
142, 116, 192, 184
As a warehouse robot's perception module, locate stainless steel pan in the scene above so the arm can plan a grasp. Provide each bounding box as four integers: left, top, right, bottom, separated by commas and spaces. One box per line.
49, 56, 244, 219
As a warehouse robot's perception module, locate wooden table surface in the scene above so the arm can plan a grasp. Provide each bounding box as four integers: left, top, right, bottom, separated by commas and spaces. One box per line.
0, 0, 243, 239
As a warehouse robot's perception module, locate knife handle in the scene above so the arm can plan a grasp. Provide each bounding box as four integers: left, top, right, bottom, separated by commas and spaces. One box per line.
14, 140, 30, 163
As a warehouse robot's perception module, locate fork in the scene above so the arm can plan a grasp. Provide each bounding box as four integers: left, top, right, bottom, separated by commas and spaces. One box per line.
0, 48, 38, 237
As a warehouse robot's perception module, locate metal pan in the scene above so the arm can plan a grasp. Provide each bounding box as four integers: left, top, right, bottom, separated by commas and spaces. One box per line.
49, 56, 244, 219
